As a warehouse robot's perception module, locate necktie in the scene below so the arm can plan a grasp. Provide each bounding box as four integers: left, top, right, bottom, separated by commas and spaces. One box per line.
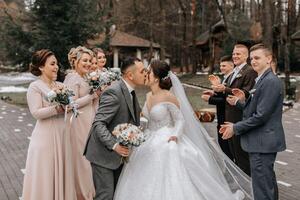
131, 90, 137, 120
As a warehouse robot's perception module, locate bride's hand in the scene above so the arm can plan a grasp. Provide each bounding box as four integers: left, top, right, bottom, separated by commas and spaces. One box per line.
168, 136, 178, 143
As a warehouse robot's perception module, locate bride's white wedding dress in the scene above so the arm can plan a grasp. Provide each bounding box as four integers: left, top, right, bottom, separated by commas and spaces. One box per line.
114, 72, 253, 200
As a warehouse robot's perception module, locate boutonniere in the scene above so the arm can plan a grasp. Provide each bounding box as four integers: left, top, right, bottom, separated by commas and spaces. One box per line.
249, 89, 256, 97
249, 89, 256, 94
236, 73, 242, 78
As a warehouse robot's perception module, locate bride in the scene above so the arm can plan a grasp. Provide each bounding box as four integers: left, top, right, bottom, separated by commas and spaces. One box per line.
113, 60, 253, 200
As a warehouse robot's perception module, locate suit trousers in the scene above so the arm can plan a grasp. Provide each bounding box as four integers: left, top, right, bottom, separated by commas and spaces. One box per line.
229, 135, 251, 176
217, 125, 234, 160
91, 163, 123, 200
249, 152, 278, 200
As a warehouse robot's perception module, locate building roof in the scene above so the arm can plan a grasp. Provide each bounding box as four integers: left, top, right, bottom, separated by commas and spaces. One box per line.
192, 19, 226, 46
87, 30, 160, 48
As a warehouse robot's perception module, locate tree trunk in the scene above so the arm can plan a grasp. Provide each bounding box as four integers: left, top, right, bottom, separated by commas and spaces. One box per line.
191, 0, 197, 73
159, 0, 166, 61
262, 0, 273, 48
177, 0, 189, 73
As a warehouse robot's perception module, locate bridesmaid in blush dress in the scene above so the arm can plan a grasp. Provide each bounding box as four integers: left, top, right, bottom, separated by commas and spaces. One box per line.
22, 49, 76, 200
91, 48, 107, 112
64, 46, 100, 200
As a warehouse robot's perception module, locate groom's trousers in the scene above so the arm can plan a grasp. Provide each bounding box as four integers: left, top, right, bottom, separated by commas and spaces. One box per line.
249, 153, 278, 200
91, 163, 123, 200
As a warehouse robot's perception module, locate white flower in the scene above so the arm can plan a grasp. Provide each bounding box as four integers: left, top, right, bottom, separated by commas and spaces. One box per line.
47, 90, 57, 101
90, 71, 97, 77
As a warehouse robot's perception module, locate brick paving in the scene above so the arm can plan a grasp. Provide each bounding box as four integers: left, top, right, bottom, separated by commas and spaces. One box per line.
0, 100, 299, 199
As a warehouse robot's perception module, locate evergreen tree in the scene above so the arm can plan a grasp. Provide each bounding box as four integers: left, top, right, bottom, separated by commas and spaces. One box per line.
30, 0, 104, 69
1, 0, 106, 70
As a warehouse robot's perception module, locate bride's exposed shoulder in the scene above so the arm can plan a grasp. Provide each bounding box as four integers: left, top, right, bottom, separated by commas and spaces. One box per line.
164, 93, 180, 109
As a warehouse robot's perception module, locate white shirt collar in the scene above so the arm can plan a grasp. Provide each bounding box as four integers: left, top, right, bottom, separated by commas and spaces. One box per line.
223, 72, 232, 80
235, 62, 247, 71
122, 78, 134, 94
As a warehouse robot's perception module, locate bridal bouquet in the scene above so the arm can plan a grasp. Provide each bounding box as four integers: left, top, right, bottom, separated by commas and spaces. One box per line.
112, 123, 146, 162
112, 123, 145, 147
46, 84, 79, 118
85, 68, 121, 94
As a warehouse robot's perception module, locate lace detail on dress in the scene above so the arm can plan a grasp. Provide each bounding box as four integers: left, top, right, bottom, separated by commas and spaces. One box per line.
143, 102, 184, 135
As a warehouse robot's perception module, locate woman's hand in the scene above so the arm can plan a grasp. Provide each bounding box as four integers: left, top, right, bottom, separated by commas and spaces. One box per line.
55, 105, 65, 114
168, 136, 178, 143
95, 89, 102, 97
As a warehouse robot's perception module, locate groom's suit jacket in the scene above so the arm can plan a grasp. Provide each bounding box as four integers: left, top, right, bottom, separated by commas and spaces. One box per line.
84, 80, 141, 169
233, 68, 286, 153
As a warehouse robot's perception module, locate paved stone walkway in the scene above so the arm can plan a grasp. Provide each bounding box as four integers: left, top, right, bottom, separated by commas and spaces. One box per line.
0, 100, 299, 199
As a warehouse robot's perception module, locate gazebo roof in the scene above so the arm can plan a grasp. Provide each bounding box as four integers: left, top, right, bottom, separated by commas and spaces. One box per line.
87, 30, 160, 48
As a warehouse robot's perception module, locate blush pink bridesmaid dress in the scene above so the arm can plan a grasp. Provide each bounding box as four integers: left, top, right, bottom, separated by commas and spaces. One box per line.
64, 72, 96, 200
22, 79, 76, 200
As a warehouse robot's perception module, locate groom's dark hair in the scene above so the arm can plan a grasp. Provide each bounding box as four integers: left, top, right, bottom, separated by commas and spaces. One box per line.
120, 57, 141, 74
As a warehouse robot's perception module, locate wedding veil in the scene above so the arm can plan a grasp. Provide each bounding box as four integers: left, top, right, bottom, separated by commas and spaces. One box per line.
169, 72, 253, 200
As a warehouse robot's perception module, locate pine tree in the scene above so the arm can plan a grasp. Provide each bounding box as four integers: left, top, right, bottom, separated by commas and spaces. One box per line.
30, 0, 104, 69
1, 0, 106, 70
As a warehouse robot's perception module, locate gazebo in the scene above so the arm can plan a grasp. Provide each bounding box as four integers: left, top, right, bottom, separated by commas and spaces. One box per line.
87, 30, 161, 68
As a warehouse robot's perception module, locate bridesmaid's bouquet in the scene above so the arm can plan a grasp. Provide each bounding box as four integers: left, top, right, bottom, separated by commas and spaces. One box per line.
46, 84, 79, 118
85, 68, 121, 94
112, 123, 146, 162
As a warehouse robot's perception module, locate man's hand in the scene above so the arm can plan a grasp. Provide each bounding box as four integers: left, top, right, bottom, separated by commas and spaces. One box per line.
226, 95, 239, 106
232, 88, 246, 102
201, 94, 211, 102
212, 84, 226, 92
219, 122, 234, 139
113, 144, 130, 157
208, 75, 221, 85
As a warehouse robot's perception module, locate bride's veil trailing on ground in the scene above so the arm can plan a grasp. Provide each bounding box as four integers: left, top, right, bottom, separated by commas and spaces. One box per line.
169, 72, 253, 200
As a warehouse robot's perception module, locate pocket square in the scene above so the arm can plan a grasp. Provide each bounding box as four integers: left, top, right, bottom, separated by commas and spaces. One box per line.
249, 89, 256, 94
235, 74, 242, 78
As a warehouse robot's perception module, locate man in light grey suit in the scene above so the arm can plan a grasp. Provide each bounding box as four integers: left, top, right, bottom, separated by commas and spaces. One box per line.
221, 44, 286, 200
84, 57, 146, 200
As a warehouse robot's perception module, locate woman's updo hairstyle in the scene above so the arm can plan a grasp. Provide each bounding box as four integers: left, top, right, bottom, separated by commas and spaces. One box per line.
150, 59, 172, 90
29, 49, 54, 76
68, 46, 93, 69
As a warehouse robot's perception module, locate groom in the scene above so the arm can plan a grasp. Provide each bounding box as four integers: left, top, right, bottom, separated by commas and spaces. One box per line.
84, 57, 146, 200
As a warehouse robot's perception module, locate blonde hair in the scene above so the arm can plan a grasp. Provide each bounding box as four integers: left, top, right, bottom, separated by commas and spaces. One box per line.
68, 46, 94, 69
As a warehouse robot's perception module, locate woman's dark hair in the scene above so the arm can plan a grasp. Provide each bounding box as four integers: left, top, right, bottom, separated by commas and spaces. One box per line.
30, 49, 54, 76
150, 60, 172, 90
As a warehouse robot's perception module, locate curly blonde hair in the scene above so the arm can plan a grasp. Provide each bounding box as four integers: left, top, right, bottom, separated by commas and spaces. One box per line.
68, 46, 94, 69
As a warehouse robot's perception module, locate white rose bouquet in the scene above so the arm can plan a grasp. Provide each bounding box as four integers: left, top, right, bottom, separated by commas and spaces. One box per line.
112, 123, 146, 162
46, 84, 79, 118
85, 68, 121, 94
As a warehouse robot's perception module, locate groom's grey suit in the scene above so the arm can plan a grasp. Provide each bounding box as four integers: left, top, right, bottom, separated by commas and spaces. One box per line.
233, 68, 286, 200
84, 79, 141, 200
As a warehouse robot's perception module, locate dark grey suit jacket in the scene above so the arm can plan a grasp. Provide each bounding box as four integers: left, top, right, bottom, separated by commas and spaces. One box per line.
233, 68, 286, 153
84, 80, 141, 169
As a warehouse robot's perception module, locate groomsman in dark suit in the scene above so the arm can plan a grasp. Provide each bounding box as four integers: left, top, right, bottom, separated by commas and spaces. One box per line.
221, 43, 286, 200
212, 44, 257, 176
201, 55, 234, 160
